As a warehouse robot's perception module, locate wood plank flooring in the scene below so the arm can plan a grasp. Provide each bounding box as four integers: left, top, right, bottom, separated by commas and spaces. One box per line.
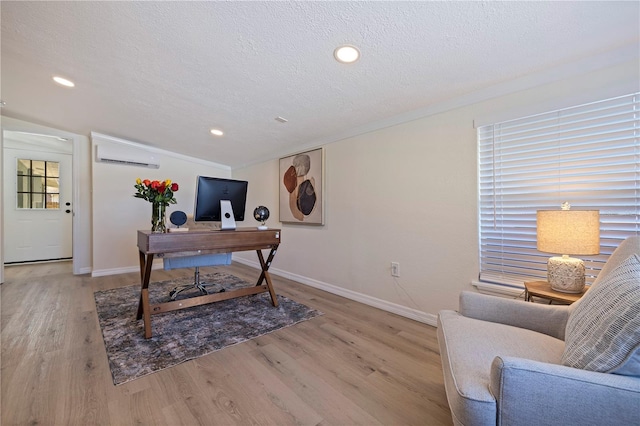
1, 261, 452, 425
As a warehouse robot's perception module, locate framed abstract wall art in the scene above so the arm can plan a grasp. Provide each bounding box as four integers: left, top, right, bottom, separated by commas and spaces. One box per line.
279, 148, 324, 225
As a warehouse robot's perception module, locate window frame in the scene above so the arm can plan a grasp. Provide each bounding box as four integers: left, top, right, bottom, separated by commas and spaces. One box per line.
477, 92, 640, 287
16, 158, 61, 210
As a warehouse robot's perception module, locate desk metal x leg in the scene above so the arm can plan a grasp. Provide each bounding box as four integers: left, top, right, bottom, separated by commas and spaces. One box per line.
256, 246, 279, 307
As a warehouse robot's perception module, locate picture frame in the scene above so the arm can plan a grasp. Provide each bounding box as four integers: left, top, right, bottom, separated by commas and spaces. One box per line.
279, 147, 324, 225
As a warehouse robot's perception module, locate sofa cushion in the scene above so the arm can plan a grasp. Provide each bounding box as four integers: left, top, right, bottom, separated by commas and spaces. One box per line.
437, 310, 564, 426
562, 254, 640, 376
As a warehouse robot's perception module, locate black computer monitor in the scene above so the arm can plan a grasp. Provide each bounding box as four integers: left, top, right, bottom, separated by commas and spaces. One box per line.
193, 176, 248, 222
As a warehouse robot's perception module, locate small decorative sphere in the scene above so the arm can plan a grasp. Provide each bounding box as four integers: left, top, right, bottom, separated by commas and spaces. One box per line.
253, 206, 270, 223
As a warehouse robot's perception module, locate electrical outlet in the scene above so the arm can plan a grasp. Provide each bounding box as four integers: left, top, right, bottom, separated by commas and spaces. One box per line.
391, 262, 400, 277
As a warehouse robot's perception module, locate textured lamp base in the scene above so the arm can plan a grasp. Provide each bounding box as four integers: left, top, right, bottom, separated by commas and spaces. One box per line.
547, 256, 585, 293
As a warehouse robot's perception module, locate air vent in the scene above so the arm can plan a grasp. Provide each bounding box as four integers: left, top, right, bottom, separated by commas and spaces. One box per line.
96, 145, 160, 169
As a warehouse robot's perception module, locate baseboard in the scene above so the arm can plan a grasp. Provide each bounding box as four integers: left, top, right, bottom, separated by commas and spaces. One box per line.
91, 262, 163, 278
89, 254, 439, 326
77, 266, 92, 275
233, 256, 438, 327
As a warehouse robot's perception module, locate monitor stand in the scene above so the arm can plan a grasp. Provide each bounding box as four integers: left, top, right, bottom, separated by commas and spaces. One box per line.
220, 200, 236, 230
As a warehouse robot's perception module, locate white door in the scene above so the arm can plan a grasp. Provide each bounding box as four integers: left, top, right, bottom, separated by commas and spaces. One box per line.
3, 149, 73, 263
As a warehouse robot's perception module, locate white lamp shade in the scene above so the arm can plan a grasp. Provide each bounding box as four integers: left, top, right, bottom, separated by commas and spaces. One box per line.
537, 210, 600, 255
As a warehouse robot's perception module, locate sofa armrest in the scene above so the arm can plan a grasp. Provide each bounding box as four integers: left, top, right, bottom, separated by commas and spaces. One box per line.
459, 291, 570, 340
491, 356, 640, 426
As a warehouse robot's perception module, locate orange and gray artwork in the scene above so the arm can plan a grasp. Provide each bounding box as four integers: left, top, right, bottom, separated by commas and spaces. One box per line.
279, 148, 323, 224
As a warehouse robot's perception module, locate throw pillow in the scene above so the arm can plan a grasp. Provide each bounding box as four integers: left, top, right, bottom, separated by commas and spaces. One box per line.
562, 253, 640, 376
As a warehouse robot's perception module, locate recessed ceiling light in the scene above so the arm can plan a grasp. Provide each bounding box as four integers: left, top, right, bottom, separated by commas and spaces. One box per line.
53, 76, 75, 87
334, 45, 360, 64
210, 128, 224, 136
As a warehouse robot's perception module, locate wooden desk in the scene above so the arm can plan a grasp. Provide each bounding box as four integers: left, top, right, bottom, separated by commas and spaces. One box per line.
136, 228, 281, 338
524, 280, 586, 305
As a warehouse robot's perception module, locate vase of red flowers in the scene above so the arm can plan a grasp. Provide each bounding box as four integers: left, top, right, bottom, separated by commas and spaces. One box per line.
150, 201, 166, 233
134, 178, 179, 233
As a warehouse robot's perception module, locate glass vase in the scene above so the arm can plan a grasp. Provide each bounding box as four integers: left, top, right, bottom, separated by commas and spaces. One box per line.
151, 202, 167, 233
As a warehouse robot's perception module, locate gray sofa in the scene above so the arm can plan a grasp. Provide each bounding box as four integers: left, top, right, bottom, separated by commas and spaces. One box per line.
437, 236, 640, 426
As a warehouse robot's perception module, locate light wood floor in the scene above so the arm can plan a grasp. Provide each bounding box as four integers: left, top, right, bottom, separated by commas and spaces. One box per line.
1, 261, 452, 425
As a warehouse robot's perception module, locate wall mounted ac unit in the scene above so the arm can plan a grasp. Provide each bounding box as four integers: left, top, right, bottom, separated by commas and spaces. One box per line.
96, 144, 160, 169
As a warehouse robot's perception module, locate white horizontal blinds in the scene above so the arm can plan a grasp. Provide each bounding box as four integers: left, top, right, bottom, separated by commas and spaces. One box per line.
478, 93, 640, 287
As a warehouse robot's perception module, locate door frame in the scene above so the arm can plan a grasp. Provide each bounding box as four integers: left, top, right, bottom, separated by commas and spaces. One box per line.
1, 116, 84, 281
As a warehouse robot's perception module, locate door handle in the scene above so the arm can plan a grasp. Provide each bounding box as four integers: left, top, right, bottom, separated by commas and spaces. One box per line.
65, 209, 71, 213
65, 202, 71, 206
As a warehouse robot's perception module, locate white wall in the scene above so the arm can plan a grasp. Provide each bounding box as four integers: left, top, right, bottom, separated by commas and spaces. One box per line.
233, 59, 640, 325
3, 58, 636, 318
91, 133, 231, 276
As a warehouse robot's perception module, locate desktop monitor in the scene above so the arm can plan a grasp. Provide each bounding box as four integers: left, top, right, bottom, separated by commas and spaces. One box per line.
194, 176, 248, 222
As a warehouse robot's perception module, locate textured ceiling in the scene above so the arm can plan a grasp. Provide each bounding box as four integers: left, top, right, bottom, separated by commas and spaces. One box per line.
1, 1, 639, 168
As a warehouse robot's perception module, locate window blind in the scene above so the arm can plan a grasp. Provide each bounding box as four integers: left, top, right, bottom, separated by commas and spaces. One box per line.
478, 93, 639, 287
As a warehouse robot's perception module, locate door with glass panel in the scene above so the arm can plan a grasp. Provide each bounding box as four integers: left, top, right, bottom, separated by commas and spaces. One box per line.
3, 150, 73, 263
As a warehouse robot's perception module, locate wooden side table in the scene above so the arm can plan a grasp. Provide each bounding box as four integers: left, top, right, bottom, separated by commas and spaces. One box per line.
524, 281, 587, 305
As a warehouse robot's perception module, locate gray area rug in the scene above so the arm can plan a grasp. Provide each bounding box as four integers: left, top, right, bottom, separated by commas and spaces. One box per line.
94, 272, 322, 385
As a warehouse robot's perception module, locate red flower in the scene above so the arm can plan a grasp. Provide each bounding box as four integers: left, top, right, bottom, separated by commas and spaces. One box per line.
134, 178, 179, 206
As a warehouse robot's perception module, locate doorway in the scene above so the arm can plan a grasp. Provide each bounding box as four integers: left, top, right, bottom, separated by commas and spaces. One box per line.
2, 131, 73, 264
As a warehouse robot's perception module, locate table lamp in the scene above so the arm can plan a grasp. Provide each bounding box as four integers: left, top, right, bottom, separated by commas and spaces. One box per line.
536, 203, 600, 293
